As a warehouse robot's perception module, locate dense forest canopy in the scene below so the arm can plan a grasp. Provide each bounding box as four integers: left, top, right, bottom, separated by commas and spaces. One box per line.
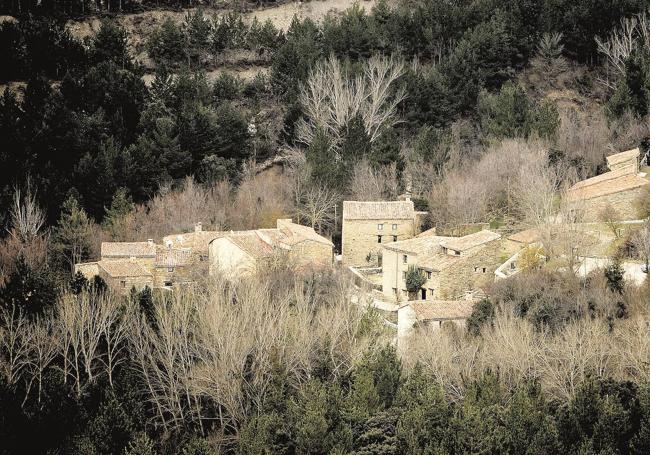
2, 0, 650, 454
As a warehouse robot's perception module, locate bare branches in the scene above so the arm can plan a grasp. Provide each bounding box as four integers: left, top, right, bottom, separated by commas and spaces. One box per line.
9, 182, 46, 242
294, 184, 339, 234
296, 54, 406, 151
349, 159, 399, 202
596, 11, 650, 88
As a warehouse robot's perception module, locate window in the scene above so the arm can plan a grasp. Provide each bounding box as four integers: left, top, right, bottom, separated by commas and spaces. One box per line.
393, 235, 397, 242
392, 224, 397, 230
199, 254, 208, 262
392, 287, 397, 295
474, 267, 479, 273
403, 254, 408, 264
164, 281, 173, 287
482, 267, 487, 273
426, 271, 432, 279
377, 235, 382, 243
510, 262, 517, 270
402, 271, 407, 280
168, 267, 174, 273
120, 280, 126, 288
377, 223, 384, 230
454, 250, 461, 256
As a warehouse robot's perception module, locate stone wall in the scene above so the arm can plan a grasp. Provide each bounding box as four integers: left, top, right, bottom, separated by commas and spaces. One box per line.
208, 238, 256, 277
75, 262, 99, 279
343, 218, 415, 267
98, 269, 153, 295
382, 239, 504, 301
290, 240, 333, 266
573, 187, 645, 222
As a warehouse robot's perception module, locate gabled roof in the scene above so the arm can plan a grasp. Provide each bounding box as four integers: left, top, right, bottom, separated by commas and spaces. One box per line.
409, 300, 476, 321
279, 222, 334, 247
606, 148, 639, 167
383, 235, 451, 255
343, 200, 415, 220
101, 242, 156, 258
155, 248, 193, 267
163, 231, 226, 253
98, 260, 152, 278
440, 230, 501, 252
567, 172, 648, 202
225, 231, 278, 259
508, 228, 541, 244
418, 254, 460, 272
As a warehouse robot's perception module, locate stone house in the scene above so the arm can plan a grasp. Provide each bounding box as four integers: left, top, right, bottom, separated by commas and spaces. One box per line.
342, 200, 425, 267
567, 148, 648, 221
208, 219, 333, 277
75, 259, 153, 295
163, 222, 225, 266
382, 230, 502, 301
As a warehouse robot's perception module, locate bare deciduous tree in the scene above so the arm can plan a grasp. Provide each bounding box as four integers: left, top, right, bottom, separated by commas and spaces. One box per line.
10, 182, 46, 242
349, 159, 400, 201
296, 54, 406, 151
294, 185, 339, 234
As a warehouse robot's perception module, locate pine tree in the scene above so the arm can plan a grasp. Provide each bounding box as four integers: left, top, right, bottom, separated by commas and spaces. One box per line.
52, 195, 94, 273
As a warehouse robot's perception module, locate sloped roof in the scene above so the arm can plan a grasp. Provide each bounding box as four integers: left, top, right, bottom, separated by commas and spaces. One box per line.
606, 148, 639, 167
155, 248, 193, 267
383, 235, 451, 255
279, 222, 334, 247
508, 228, 541, 244
418, 254, 460, 272
567, 172, 648, 202
98, 260, 152, 278
416, 227, 438, 238
410, 300, 476, 321
440, 230, 501, 252
101, 242, 156, 258
163, 231, 226, 253
226, 231, 278, 258
343, 200, 414, 220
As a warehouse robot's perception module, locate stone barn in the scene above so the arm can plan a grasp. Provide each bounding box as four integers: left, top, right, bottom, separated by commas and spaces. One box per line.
567, 148, 648, 221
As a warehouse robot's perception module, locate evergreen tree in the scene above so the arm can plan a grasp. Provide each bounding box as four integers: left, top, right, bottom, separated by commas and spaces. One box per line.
52, 195, 94, 273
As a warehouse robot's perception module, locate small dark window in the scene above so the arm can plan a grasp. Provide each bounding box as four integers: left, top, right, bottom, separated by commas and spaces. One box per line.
393, 235, 397, 242
120, 280, 126, 288
455, 250, 461, 256
426, 271, 432, 279
403, 254, 408, 264
402, 271, 407, 280
164, 281, 173, 287
377, 235, 382, 243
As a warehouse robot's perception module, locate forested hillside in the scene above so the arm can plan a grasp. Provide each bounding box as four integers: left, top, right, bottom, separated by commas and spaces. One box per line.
3, 0, 650, 454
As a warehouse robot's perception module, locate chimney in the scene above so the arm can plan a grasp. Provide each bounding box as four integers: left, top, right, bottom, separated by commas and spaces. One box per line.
195, 222, 202, 233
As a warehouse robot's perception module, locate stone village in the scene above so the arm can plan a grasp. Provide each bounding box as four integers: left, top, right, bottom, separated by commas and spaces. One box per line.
76, 148, 650, 343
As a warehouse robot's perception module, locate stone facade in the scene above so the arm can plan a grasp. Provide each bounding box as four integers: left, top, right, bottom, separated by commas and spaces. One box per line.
342, 200, 420, 267
209, 219, 334, 277
382, 231, 503, 301
567, 147, 648, 222
572, 185, 645, 222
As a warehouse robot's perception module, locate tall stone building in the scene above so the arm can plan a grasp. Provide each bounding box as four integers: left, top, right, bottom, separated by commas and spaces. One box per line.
567, 148, 648, 221
342, 200, 424, 267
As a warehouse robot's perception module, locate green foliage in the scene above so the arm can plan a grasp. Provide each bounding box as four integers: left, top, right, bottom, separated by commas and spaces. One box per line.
405, 266, 426, 294
52, 195, 94, 271
478, 82, 559, 139
605, 261, 625, 294
467, 299, 495, 336
147, 19, 187, 68
0, 255, 56, 316
124, 433, 156, 455
102, 188, 135, 240
92, 21, 131, 69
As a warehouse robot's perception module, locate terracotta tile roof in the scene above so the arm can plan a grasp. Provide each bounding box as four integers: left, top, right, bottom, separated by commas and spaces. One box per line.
279, 222, 334, 246
440, 230, 501, 252
567, 172, 648, 202
383, 235, 451, 255
508, 228, 540, 244
155, 248, 193, 267
226, 231, 278, 259
343, 200, 415, 220
606, 148, 639, 167
418, 254, 460, 271
410, 300, 476, 321
98, 260, 152, 278
163, 231, 226, 253
416, 227, 438, 238
101, 242, 156, 258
